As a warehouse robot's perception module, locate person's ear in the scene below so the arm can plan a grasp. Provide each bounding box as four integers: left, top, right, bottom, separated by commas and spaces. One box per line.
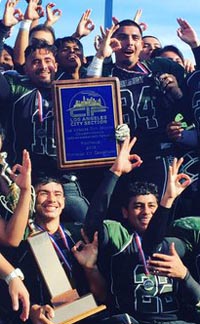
122, 207, 128, 219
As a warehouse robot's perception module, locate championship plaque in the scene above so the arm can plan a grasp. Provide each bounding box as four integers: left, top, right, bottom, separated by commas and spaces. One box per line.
28, 232, 106, 324
52, 77, 122, 169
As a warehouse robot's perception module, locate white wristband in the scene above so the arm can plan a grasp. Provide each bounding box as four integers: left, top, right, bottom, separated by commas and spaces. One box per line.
87, 56, 103, 77
4, 268, 24, 285
20, 19, 32, 31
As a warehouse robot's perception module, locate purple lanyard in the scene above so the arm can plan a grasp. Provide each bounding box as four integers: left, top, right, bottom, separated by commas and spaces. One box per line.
36, 91, 43, 123
134, 232, 149, 275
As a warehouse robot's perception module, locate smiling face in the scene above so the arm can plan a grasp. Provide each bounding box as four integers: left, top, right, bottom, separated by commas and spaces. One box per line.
122, 194, 158, 235
114, 25, 143, 69
35, 182, 65, 223
24, 48, 57, 88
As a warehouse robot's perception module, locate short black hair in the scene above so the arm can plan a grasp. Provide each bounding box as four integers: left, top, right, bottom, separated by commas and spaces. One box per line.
3, 44, 14, 60
29, 24, 56, 43
121, 181, 159, 209
25, 39, 57, 58
142, 35, 161, 43
54, 36, 84, 55
114, 19, 143, 37
26, 0, 42, 4
33, 175, 65, 194
152, 45, 184, 64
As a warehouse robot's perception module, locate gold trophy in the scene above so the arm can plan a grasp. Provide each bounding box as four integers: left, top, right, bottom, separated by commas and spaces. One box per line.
0, 152, 21, 213
0, 152, 35, 215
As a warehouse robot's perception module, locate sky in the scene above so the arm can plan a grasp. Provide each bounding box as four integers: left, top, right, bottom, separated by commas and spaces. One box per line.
2, 0, 200, 63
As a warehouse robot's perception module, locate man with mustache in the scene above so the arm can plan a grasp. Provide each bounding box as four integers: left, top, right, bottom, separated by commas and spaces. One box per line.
87, 19, 189, 208
0, 0, 89, 223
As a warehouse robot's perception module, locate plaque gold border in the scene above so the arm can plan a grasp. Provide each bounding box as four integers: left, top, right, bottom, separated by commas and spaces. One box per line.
52, 77, 122, 169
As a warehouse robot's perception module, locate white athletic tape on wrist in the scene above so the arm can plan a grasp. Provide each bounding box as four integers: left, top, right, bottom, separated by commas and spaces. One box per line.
87, 56, 103, 77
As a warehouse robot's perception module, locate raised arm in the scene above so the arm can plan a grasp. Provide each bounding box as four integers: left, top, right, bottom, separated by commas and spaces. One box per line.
177, 18, 200, 68
87, 24, 120, 77
13, 0, 44, 67
177, 18, 200, 50
72, 9, 95, 40
143, 157, 191, 254
84, 137, 142, 239
0, 0, 23, 60
44, 2, 62, 28
0, 149, 32, 246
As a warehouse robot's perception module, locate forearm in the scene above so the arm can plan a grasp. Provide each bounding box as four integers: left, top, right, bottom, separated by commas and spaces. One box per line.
192, 45, 200, 69
0, 21, 10, 55
86, 55, 104, 77
4, 188, 31, 246
84, 170, 119, 239
143, 205, 172, 256
181, 270, 200, 304
83, 265, 107, 302
13, 20, 31, 66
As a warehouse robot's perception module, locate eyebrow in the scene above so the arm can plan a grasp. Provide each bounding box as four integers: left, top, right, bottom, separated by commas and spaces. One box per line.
117, 32, 141, 37
36, 189, 63, 194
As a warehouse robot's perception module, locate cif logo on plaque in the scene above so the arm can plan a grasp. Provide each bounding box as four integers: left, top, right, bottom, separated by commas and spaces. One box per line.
65, 88, 117, 163
69, 91, 108, 126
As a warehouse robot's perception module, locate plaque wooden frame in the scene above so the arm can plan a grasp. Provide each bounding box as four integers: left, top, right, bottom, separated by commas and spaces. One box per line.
52, 77, 122, 170
28, 231, 106, 324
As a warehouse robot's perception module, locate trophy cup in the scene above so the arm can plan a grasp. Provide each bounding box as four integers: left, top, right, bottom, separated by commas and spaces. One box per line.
28, 232, 106, 324
0, 152, 20, 213
0, 152, 35, 216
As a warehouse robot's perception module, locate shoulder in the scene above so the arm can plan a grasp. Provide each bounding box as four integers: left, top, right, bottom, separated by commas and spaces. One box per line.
168, 216, 200, 250
172, 216, 200, 231
3, 70, 34, 89
103, 220, 133, 250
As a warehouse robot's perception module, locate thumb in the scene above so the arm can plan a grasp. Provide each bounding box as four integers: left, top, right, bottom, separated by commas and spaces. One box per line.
11, 292, 19, 311
169, 242, 177, 256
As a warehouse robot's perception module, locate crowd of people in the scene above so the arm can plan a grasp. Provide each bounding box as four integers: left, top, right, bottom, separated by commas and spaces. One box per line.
0, 0, 200, 323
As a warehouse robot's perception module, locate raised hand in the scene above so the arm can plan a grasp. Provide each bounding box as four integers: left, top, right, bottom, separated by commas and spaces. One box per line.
2, 0, 24, 27
24, 0, 44, 21
72, 9, 95, 39
72, 230, 98, 269
161, 157, 191, 208
177, 18, 200, 48
45, 2, 62, 27
133, 9, 148, 31
183, 58, 195, 73
110, 136, 142, 177
96, 24, 121, 59
10, 149, 31, 191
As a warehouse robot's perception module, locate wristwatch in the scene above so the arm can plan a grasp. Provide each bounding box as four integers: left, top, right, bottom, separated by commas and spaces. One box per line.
4, 268, 24, 285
